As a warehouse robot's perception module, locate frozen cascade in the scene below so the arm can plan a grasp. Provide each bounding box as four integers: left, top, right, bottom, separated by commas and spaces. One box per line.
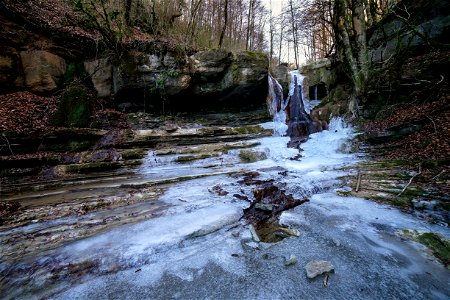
268, 70, 317, 136
268, 75, 288, 136
289, 70, 321, 114
289, 70, 311, 114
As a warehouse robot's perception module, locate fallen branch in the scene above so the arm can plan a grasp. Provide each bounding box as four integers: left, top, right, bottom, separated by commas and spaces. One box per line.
432, 170, 444, 181
398, 163, 422, 197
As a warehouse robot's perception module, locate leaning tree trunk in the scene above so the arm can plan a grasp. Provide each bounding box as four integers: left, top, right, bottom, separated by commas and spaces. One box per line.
334, 0, 370, 118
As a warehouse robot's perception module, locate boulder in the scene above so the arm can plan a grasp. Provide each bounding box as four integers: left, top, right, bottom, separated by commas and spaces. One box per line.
191, 50, 232, 80
84, 58, 113, 97
239, 149, 268, 163
305, 260, 335, 279
20, 50, 66, 93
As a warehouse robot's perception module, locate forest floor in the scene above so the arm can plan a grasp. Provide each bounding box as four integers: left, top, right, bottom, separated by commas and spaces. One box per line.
346, 48, 450, 226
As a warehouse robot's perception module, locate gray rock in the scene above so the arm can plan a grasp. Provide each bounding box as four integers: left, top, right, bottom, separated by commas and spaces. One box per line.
278, 227, 301, 237
305, 260, 334, 279
255, 203, 274, 212
284, 254, 298, 266
85, 58, 113, 97
239, 149, 268, 163
20, 50, 66, 93
244, 241, 260, 250
249, 225, 260, 242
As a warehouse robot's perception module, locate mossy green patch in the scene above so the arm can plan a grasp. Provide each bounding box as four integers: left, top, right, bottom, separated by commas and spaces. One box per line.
239, 149, 267, 163
390, 198, 409, 207
234, 125, 267, 134
176, 152, 221, 163
52, 83, 92, 128
401, 230, 450, 267
68, 140, 95, 151
417, 232, 450, 267
121, 149, 146, 160
62, 162, 121, 173
64, 62, 88, 85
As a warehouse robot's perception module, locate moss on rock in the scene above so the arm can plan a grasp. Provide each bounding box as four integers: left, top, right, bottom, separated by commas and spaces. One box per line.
52, 83, 92, 128
239, 149, 267, 163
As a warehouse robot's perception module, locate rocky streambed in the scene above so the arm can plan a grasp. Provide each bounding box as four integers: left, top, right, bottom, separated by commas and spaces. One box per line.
0, 116, 449, 299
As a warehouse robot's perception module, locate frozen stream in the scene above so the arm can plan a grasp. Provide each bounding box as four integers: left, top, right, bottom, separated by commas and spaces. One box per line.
1, 115, 448, 299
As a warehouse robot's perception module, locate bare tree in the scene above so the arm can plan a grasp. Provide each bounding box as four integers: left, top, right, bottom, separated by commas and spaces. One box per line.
218, 0, 229, 48
289, 0, 299, 69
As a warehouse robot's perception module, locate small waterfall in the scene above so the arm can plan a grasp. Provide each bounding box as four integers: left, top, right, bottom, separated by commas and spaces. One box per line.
268, 75, 288, 136
288, 70, 311, 114
267, 71, 322, 146
267, 75, 284, 115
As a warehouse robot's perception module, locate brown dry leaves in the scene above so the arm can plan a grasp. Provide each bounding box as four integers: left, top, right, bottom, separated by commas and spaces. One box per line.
0, 92, 57, 133
3, 0, 100, 40
363, 96, 450, 160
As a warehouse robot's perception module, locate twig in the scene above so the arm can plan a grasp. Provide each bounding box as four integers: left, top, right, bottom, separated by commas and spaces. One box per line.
432, 170, 444, 181
425, 115, 437, 134
323, 272, 329, 287
355, 171, 362, 192
399, 82, 422, 86
1, 134, 14, 155
414, 78, 432, 84
398, 163, 422, 197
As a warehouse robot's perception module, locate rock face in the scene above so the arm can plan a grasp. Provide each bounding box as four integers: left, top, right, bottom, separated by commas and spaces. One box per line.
20, 51, 66, 94
112, 50, 268, 112
299, 58, 335, 100
0, 7, 268, 112
0, 53, 18, 88
0, 47, 268, 112
84, 58, 113, 98
272, 64, 290, 94
368, 0, 450, 63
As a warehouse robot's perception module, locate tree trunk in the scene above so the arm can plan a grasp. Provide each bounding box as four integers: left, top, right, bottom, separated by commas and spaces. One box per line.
333, 0, 370, 118
269, 0, 273, 67
124, 0, 133, 26
278, 24, 283, 64
246, 0, 255, 50
289, 0, 299, 69
218, 0, 228, 48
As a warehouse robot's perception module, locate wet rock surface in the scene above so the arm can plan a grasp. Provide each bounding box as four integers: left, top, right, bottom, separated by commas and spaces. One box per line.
242, 177, 309, 243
